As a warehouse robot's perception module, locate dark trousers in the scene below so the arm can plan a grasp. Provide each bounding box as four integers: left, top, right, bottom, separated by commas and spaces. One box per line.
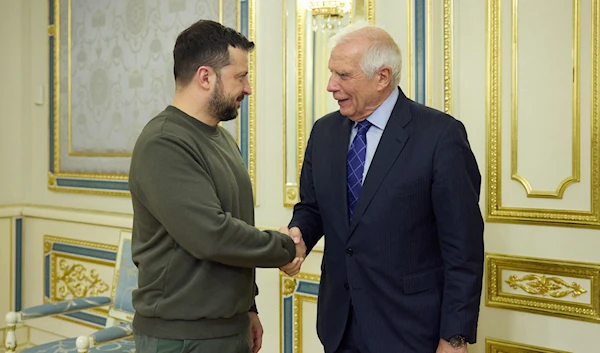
134, 331, 251, 353
332, 307, 371, 353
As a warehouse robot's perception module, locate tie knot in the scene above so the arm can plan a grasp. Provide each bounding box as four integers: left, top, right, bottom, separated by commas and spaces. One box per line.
356, 120, 372, 135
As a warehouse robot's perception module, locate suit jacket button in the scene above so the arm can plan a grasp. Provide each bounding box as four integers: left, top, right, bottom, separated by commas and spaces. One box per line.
346, 248, 353, 256
344, 283, 350, 291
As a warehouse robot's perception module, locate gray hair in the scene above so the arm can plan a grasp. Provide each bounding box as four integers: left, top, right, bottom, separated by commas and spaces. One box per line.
330, 22, 402, 87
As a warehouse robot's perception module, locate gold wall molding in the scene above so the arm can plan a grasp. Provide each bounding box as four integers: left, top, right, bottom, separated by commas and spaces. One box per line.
510, 0, 580, 199
55, 259, 110, 300
283, 0, 376, 207
486, 253, 600, 323
280, 271, 320, 353
426, 0, 433, 107
443, 0, 453, 114
505, 274, 587, 299
282, 278, 298, 296
406, 0, 414, 99
248, 0, 257, 201
486, 338, 570, 353
44, 235, 118, 327
486, 0, 600, 228
48, 0, 129, 195
48, 0, 256, 196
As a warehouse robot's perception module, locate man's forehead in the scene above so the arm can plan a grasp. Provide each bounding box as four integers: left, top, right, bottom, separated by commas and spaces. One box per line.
228, 46, 248, 63
329, 50, 359, 69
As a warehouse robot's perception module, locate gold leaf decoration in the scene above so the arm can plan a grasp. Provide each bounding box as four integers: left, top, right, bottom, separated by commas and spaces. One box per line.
56, 259, 110, 299
44, 241, 52, 254
505, 274, 587, 298
283, 278, 298, 296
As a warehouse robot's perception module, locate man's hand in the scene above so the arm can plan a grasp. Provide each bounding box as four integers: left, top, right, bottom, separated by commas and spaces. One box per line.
288, 227, 303, 245
279, 227, 306, 276
249, 312, 263, 353
436, 338, 467, 353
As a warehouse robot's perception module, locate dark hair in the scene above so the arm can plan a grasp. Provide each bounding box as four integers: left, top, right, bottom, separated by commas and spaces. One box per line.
173, 20, 254, 86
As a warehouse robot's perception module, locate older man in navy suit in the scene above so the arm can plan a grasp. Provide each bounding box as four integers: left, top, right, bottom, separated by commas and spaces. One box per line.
280, 24, 484, 353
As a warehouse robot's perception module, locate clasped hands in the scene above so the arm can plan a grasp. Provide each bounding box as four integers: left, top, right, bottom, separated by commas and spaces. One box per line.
279, 227, 306, 276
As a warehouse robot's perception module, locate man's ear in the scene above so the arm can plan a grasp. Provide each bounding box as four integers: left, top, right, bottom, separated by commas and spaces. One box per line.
196, 66, 213, 90
377, 66, 392, 91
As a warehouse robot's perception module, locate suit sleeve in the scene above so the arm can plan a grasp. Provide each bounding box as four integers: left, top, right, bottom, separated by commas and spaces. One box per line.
132, 135, 297, 268
431, 119, 484, 344
289, 120, 324, 253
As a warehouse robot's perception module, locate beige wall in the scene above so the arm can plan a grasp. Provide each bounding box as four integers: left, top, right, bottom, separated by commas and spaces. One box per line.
0, 0, 27, 205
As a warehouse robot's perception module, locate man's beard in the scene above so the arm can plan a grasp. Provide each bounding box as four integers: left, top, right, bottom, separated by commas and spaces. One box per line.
208, 79, 243, 122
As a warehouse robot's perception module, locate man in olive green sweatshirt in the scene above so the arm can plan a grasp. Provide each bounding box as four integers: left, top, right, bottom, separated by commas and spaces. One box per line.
128, 20, 305, 353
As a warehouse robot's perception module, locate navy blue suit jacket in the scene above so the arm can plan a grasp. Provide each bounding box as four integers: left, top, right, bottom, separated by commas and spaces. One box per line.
290, 88, 484, 353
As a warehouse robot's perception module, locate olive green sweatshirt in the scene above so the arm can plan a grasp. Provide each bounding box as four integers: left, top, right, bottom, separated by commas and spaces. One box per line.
129, 106, 296, 340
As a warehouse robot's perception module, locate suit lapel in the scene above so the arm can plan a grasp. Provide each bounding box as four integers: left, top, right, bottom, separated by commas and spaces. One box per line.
331, 116, 353, 240
349, 90, 412, 236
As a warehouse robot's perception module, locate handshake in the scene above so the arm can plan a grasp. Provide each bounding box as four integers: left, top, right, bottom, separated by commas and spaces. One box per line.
279, 226, 306, 276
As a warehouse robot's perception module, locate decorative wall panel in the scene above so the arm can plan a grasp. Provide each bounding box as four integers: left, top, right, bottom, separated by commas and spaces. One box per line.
48, 0, 255, 195
282, 0, 375, 207
486, 0, 600, 228
486, 253, 600, 323
280, 272, 320, 353
44, 235, 118, 328
486, 338, 570, 353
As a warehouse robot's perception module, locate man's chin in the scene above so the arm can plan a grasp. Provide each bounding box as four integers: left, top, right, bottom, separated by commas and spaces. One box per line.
339, 108, 353, 118
219, 113, 239, 122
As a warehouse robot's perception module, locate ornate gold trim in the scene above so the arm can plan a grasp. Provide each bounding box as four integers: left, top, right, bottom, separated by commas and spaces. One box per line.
505, 274, 587, 298
294, 294, 318, 353
236, 0, 241, 144
282, 0, 291, 206
366, 0, 376, 23
486, 0, 600, 228
510, 0, 581, 199
486, 338, 571, 353
66, 0, 130, 158
443, 0, 453, 114
219, 0, 224, 24
283, 0, 376, 207
54, 258, 111, 299
44, 235, 118, 324
282, 278, 298, 296
49, 0, 130, 194
486, 253, 600, 323
426, 0, 433, 107
249, 0, 257, 202
407, 0, 414, 99
48, 252, 115, 302
44, 235, 120, 253
280, 272, 321, 353
49, 0, 257, 195
236, 0, 241, 32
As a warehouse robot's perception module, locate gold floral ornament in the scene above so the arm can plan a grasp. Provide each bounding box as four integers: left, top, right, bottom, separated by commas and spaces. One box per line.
283, 278, 298, 296
505, 274, 588, 298
57, 260, 110, 299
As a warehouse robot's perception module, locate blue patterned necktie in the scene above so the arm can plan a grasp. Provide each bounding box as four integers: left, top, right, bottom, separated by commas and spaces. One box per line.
347, 120, 372, 220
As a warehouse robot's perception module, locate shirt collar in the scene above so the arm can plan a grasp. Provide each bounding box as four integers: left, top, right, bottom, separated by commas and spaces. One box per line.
354, 87, 400, 131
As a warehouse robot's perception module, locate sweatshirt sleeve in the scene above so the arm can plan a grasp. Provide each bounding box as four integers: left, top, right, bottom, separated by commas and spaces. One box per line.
131, 134, 296, 268
249, 283, 259, 313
